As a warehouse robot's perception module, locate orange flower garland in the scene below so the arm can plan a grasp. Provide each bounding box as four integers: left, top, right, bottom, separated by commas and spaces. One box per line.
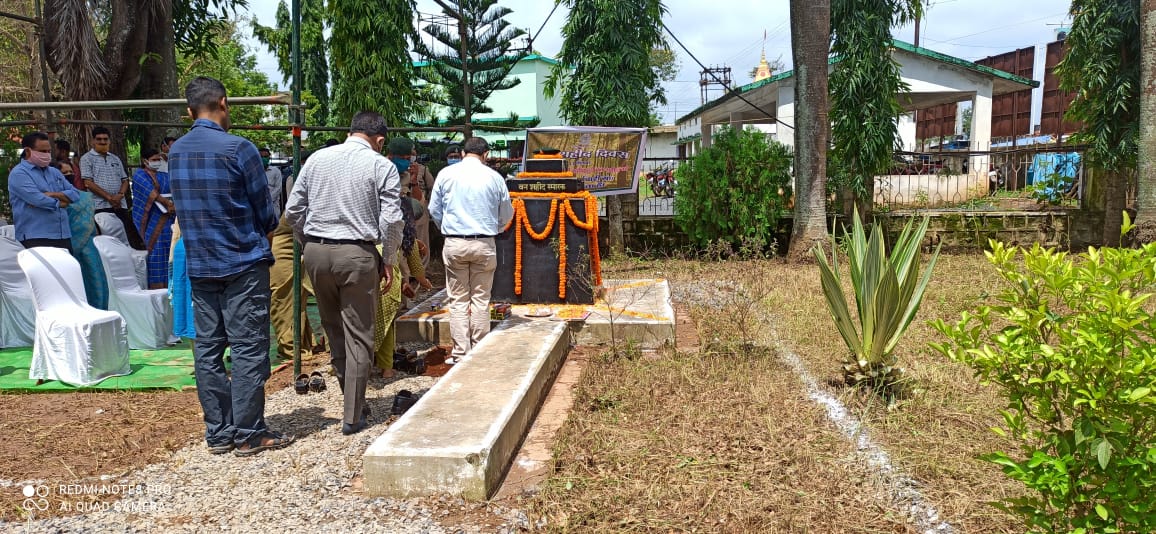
504, 191, 602, 299
515, 171, 575, 178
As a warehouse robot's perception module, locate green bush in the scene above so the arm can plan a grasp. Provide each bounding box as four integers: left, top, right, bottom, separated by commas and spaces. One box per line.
673, 126, 792, 250
931, 224, 1156, 533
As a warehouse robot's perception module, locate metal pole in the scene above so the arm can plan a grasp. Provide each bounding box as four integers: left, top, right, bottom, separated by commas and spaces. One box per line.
0, 10, 38, 24
291, 0, 304, 377
0, 118, 465, 134
33, 0, 52, 132
0, 95, 293, 111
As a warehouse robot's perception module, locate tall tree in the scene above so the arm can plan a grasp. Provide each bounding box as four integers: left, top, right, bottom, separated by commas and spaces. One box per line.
414, 0, 527, 134
786, 0, 832, 263
1137, 0, 1156, 237
1058, 0, 1141, 246
328, 0, 417, 127
546, 0, 668, 256
829, 0, 922, 221
251, 0, 330, 127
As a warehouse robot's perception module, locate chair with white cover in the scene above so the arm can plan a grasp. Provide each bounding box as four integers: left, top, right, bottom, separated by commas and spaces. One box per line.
93, 236, 177, 349
0, 225, 14, 239
16, 247, 130, 386
0, 236, 35, 348
93, 214, 147, 289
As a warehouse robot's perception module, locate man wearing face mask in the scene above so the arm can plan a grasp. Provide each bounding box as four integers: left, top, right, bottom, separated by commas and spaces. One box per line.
286, 111, 403, 436
7, 131, 80, 251
259, 147, 284, 218
169, 76, 290, 457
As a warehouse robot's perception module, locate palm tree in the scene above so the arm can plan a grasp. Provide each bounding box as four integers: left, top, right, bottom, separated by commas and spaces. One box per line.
786, 0, 831, 263
1137, 0, 1156, 239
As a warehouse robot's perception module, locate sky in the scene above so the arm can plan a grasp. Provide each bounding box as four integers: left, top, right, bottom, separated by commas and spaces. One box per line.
242, 0, 1072, 124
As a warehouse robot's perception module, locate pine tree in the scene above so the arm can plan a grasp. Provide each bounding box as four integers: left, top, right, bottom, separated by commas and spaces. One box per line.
413, 0, 528, 134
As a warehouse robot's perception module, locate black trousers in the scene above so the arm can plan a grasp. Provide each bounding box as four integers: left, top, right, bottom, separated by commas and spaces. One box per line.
20, 238, 74, 254
94, 207, 146, 250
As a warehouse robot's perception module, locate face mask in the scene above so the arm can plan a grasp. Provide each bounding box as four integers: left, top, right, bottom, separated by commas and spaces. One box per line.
261, 157, 271, 168
391, 157, 411, 173
147, 160, 164, 171
28, 150, 51, 168
447, 158, 462, 165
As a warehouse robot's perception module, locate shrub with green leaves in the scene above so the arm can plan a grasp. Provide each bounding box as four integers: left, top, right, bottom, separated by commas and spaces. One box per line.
673, 126, 792, 250
814, 208, 940, 390
931, 223, 1156, 533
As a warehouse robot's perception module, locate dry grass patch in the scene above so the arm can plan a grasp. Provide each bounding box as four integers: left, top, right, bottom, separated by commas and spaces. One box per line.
531, 346, 914, 533
533, 254, 1025, 532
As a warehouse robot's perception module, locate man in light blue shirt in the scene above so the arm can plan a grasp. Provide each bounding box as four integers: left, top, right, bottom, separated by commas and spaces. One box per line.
428, 137, 513, 364
7, 131, 80, 252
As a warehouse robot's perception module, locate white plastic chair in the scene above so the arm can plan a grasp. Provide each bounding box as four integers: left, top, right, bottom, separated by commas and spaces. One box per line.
16, 247, 130, 386
93, 236, 177, 350
0, 237, 35, 348
0, 225, 14, 239
93, 214, 147, 289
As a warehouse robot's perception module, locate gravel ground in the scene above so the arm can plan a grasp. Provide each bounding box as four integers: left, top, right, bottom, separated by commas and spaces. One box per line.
5, 343, 527, 533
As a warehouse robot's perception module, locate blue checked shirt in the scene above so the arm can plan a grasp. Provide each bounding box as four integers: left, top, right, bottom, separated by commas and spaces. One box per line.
168, 119, 277, 278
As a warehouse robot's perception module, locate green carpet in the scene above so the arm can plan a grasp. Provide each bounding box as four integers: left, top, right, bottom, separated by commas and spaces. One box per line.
0, 341, 288, 393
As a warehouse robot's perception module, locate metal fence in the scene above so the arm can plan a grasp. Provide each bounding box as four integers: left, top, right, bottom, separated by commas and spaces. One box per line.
875, 145, 1085, 211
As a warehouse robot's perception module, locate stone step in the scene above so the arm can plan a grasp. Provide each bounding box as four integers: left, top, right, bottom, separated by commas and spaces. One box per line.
396, 279, 674, 349
363, 318, 570, 499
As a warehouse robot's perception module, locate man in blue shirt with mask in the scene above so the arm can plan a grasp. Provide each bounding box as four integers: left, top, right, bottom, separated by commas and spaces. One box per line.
7, 131, 80, 251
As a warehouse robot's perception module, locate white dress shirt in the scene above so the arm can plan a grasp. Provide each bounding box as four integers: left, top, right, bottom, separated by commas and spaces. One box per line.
284, 136, 404, 264
429, 156, 513, 237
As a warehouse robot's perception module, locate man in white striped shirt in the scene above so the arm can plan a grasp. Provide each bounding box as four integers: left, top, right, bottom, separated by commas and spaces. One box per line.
284, 111, 404, 435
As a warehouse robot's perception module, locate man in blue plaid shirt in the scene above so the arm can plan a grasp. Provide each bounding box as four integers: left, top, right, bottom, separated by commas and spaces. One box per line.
169, 76, 293, 457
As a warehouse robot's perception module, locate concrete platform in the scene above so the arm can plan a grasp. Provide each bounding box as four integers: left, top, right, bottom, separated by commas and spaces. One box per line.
396, 279, 674, 349
363, 319, 570, 499
366, 279, 673, 500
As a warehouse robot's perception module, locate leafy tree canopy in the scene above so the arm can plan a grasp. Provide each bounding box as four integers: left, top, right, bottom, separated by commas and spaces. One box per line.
251, 0, 330, 126
328, 0, 417, 127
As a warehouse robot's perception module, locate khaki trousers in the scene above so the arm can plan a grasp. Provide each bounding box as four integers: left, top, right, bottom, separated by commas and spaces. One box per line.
270, 230, 314, 360
442, 237, 497, 359
303, 242, 378, 425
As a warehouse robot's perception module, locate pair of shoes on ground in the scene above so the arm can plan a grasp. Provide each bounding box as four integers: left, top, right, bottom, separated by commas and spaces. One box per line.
391, 389, 418, 416
342, 405, 372, 435
392, 350, 426, 375
208, 432, 296, 457
294, 370, 327, 394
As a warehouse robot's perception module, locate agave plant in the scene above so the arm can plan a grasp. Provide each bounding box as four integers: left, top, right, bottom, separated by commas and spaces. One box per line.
813, 208, 941, 390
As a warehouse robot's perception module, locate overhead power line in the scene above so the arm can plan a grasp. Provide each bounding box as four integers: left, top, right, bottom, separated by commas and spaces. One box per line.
660, 20, 792, 130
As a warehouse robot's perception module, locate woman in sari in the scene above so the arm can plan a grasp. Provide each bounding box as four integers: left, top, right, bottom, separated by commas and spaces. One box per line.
374, 197, 431, 378
169, 219, 195, 339
131, 148, 175, 289
55, 160, 108, 309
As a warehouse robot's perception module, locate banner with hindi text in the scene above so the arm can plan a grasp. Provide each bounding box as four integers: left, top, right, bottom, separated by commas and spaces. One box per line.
523, 126, 647, 196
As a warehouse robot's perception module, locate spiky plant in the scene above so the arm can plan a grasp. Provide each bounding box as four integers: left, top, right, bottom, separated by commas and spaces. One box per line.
813, 208, 941, 390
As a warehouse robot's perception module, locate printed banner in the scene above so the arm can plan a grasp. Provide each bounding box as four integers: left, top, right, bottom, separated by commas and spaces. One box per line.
523, 126, 648, 196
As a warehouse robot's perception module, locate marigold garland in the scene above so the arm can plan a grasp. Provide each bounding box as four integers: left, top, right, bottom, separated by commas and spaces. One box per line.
515, 171, 575, 178
530, 154, 564, 159
504, 190, 602, 299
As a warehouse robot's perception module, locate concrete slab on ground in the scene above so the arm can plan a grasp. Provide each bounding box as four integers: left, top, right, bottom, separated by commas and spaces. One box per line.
363, 319, 570, 500
396, 279, 674, 349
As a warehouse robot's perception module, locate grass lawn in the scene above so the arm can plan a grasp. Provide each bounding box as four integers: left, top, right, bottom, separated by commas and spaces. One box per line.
530, 254, 1024, 533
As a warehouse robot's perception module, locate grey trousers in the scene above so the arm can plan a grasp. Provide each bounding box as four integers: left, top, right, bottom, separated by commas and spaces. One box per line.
303, 241, 378, 425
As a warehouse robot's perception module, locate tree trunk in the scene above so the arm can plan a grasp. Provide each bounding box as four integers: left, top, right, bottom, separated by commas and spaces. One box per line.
1136, 0, 1156, 241
606, 194, 625, 257
141, 0, 179, 151
786, 0, 831, 263
1103, 170, 1127, 247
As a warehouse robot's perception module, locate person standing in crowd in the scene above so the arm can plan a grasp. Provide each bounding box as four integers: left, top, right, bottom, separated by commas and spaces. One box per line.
160, 136, 178, 168
8, 131, 79, 251
54, 160, 107, 309
285, 111, 403, 435
428, 137, 512, 365
259, 147, 284, 218
131, 148, 175, 289
169, 219, 196, 340
81, 126, 145, 250
169, 76, 292, 457
444, 144, 463, 166
405, 144, 434, 266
